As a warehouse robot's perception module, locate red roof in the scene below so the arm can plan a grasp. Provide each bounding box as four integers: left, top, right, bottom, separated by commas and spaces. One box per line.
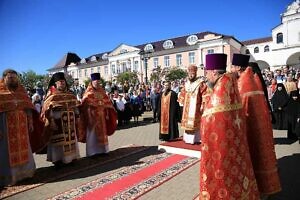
242, 36, 273, 45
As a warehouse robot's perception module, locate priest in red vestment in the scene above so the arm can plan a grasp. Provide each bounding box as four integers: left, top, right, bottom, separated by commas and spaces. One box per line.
79, 73, 117, 157
41, 72, 81, 168
232, 54, 281, 196
178, 65, 206, 144
0, 69, 46, 187
200, 54, 259, 199
158, 80, 181, 141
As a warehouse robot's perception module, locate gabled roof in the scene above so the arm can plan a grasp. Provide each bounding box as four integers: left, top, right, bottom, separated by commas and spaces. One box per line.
242, 36, 273, 45
53, 52, 81, 69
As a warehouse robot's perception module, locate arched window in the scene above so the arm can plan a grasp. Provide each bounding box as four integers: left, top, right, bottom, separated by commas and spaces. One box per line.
90, 56, 97, 62
144, 44, 154, 52
102, 53, 108, 60
254, 47, 259, 53
163, 40, 174, 49
264, 45, 270, 52
245, 49, 250, 54
186, 35, 198, 45
277, 33, 283, 43
80, 58, 86, 64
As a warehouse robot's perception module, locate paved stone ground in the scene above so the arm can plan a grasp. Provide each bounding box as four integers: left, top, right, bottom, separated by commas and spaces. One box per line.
3, 112, 300, 200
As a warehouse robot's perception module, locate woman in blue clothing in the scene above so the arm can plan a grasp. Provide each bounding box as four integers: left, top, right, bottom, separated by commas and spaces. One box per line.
130, 90, 143, 124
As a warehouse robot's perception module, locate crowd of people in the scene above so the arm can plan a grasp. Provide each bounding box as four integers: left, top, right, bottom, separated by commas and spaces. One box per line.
2, 51, 300, 198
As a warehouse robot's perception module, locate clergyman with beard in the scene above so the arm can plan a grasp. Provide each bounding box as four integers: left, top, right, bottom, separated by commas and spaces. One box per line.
157, 80, 181, 141
41, 72, 82, 169
199, 54, 260, 199
79, 73, 117, 157
0, 69, 47, 187
178, 65, 206, 144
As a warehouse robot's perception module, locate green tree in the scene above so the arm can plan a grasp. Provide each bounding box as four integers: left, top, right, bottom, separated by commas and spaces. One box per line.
165, 68, 187, 81
150, 66, 171, 82
19, 70, 45, 92
150, 66, 162, 82
116, 71, 138, 84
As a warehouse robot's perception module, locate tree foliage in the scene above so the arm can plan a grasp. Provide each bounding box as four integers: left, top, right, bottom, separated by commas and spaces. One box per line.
19, 70, 46, 92
116, 71, 138, 84
165, 68, 187, 81
150, 66, 170, 82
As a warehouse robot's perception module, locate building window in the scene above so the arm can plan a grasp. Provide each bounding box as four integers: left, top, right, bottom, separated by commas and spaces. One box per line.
117, 65, 121, 74
97, 67, 100, 73
91, 68, 94, 74
207, 49, 214, 54
186, 35, 198, 45
245, 49, 250, 54
104, 66, 108, 75
120, 49, 128, 54
102, 53, 108, 60
71, 71, 75, 78
144, 44, 154, 52
163, 40, 174, 49
111, 64, 116, 74
79, 70, 82, 78
189, 52, 195, 64
176, 54, 182, 66
264, 45, 270, 52
127, 60, 132, 72
84, 69, 87, 77
277, 33, 283, 43
134, 61, 139, 71
153, 58, 159, 68
298, 32, 300, 42
80, 58, 86, 64
164, 56, 170, 67
122, 62, 127, 72
90, 56, 97, 62
254, 47, 259, 53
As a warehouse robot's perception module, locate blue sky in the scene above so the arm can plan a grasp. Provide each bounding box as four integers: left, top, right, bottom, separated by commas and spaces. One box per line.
0, 0, 292, 75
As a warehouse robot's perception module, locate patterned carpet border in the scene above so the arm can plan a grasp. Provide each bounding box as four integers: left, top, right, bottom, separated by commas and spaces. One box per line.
49, 153, 199, 200
0, 145, 150, 199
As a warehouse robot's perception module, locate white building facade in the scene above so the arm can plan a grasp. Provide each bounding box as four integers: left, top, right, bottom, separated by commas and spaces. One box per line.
242, 0, 300, 70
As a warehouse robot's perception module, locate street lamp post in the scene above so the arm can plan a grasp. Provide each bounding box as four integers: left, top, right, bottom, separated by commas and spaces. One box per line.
140, 50, 151, 85
144, 56, 148, 84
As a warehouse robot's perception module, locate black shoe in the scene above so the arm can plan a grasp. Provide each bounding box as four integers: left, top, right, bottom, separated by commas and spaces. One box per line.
99, 153, 109, 157
54, 161, 63, 170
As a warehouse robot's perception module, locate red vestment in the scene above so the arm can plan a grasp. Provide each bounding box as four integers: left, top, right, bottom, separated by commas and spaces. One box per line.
41, 89, 82, 155
239, 67, 281, 195
200, 73, 259, 199
79, 83, 117, 143
0, 79, 46, 167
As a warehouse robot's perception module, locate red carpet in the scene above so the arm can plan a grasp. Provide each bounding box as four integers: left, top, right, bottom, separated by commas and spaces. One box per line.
50, 153, 199, 200
0, 145, 148, 199
160, 137, 201, 151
